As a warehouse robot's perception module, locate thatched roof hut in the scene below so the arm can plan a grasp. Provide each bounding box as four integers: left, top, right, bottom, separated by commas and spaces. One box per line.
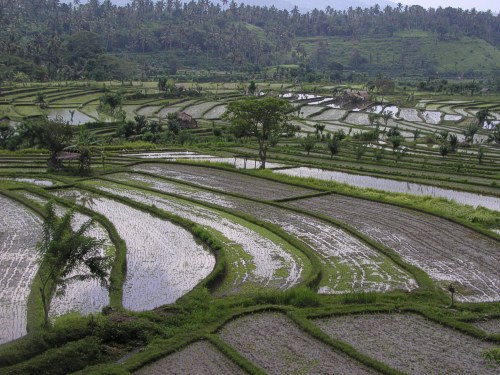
177, 112, 198, 129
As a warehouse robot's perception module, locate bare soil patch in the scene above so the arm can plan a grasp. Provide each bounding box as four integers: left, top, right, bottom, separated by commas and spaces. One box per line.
132, 163, 315, 200
288, 195, 500, 302
315, 313, 498, 375
134, 341, 245, 375
218, 312, 376, 375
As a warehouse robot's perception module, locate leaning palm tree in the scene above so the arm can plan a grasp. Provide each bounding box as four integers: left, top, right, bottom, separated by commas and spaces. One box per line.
37, 202, 111, 325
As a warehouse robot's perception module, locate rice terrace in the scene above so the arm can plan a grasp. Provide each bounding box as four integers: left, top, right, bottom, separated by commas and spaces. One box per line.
0, 76, 499, 374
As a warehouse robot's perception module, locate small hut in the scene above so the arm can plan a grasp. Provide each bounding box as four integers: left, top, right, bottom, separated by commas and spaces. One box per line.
177, 112, 198, 129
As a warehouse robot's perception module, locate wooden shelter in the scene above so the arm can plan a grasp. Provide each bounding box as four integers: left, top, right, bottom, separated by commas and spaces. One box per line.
177, 112, 198, 129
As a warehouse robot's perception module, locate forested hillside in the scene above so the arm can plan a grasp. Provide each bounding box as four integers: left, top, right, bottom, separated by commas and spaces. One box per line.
0, 0, 498, 81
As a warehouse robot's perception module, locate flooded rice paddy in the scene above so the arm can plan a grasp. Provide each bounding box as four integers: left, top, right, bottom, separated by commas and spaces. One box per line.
108, 172, 416, 294
289, 195, 500, 302
275, 167, 500, 211
53, 189, 215, 311
0, 195, 41, 344
88, 182, 306, 293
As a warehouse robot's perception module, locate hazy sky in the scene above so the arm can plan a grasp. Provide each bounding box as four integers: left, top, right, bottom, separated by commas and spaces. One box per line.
64, 0, 500, 13
397, 0, 498, 12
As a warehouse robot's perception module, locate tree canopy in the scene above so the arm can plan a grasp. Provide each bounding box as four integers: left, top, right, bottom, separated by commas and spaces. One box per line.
224, 97, 293, 168
0, 1, 498, 80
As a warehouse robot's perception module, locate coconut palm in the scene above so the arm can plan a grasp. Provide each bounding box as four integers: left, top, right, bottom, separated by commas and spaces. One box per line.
37, 202, 111, 325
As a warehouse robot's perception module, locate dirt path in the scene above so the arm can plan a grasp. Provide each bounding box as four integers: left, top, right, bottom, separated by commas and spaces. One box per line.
288, 194, 500, 302
218, 312, 377, 375
134, 341, 245, 375
315, 313, 498, 375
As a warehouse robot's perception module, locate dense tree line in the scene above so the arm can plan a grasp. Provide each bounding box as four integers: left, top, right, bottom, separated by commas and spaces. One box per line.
0, 0, 498, 80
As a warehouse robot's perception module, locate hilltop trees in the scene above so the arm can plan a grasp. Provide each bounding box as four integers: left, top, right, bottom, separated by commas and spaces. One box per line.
1, 1, 499, 80
224, 97, 293, 168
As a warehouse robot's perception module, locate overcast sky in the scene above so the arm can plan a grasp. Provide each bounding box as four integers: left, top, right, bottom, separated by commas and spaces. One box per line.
397, 0, 498, 12
64, 1, 500, 13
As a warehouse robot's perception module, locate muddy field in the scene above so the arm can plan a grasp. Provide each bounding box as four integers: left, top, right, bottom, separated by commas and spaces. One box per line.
288, 194, 500, 302
314, 313, 498, 374
218, 313, 376, 375
474, 319, 500, 335
53, 189, 215, 311
132, 163, 316, 200
108, 173, 416, 294
134, 341, 245, 375
0, 195, 41, 344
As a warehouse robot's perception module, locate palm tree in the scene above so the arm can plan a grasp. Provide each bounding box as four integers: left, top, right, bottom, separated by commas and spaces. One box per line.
37, 202, 111, 325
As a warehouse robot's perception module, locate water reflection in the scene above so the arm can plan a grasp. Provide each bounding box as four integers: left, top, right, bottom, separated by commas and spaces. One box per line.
275, 167, 500, 211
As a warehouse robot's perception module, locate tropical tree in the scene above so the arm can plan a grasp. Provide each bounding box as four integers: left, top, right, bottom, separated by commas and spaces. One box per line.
313, 124, 325, 138
439, 144, 449, 157
463, 123, 479, 144
300, 134, 316, 155
327, 137, 340, 158
477, 147, 485, 164
98, 92, 123, 116
381, 110, 393, 126
448, 133, 458, 152
475, 109, 491, 127
224, 97, 293, 168
412, 128, 421, 141
39, 117, 74, 166
0, 124, 15, 149
248, 81, 256, 96
65, 127, 99, 171
389, 135, 404, 152
37, 202, 111, 325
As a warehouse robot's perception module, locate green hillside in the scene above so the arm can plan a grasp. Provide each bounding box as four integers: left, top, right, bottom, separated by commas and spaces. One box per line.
296, 32, 500, 77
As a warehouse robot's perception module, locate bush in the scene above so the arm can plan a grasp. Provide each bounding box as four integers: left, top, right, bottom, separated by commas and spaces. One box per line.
255, 287, 321, 307
341, 292, 378, 304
